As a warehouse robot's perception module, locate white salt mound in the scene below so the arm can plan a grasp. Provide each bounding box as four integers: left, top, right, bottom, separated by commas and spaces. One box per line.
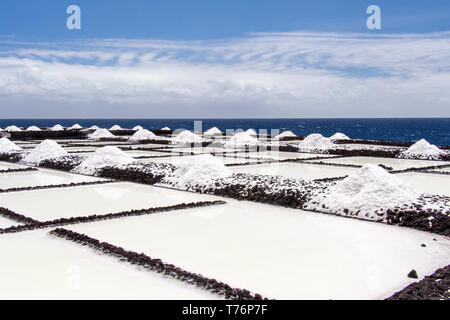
166, 154, 231, 189
23, 140, 69, 164
109, 125, 122, 130
298, 133, 334, 151
89, 125, 100, 130
69, 124, 83, 130
161, 127, 171, 131
274, 131, 296, 139
51, 124, 64, 131
26, 126, 41, 131
400, 139, 445, 160
330, 132, 350, 140
204, 127, 222, 136
133, 125, 144, 131
75, 146, 134, 174
88, 128, 115, 140
171, 131, 204, 145
306, 165, 417, 219
5, 125, 22, 132
224, 132, 259, 149
0, 137, 21, 153
129, 129, 157, 141
245, 129, 257, 136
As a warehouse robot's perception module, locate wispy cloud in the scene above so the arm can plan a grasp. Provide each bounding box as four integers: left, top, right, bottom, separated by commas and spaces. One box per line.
0, 31, 449, 117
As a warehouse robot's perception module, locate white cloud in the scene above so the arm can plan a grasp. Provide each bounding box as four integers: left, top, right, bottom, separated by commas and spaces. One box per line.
0, 31, 449, 117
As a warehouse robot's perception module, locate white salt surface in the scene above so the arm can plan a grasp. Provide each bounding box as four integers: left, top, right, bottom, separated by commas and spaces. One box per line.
88, 128, 115, 140
298, 134, 334, 151
161, 127, 171, 131
74, 146, 134, 174
129, 129, 157, 141
89, 125, 100, 130
274, 131, 296, 139
0, 161, 27, 170
0, 231, 216, 299
109, 125, 123, 130
306, 156, 450, 170
26, 126, 41, 131
68, 124, 83, 130
0, 168, 104, 189
204, 127, 222, 136
396, 173, 450, 196
22, 140, 69, 164
51, 124, 64, 131
400, 139, 445, 160
0, 182, 219, 221
0, 216, 21, 229
171, 131, 204, 145
5, 125, 22, 132
231, 162, 359, 180
430, 167, 450, 173
144, 155, 260, 165
224, 132, 259, 149
330, 132, 350, 140
132, 125, 144, 131
234, 151, 334, 160
0, 138, 21, 153
69, 201, 450, 300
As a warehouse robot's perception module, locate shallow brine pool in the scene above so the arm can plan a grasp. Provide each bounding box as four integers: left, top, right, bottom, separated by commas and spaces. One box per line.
68, 200, 450, 300
230, 162, 359, 180
0, 168, 105, 190
0, 230, 217, 299
0, 182, 220, 221
396, 172, 450, 196
306, 156, 450, 170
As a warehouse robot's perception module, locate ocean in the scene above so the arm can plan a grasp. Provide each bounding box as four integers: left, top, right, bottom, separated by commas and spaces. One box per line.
1, 118, 449, 146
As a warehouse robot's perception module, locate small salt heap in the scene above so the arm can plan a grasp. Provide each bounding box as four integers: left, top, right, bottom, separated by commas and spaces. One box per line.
330, 132, 350, 140
26, 126, 41, 131
89, 125, 100, 130
164, 154, 231, 189
204, 127, 222, 136
400, 139, 445, 160
171, 130, 205, 145
129, 129, 157, 141
298, 133, 334, 151
274, 131, 296, 139
305, 165, 417, 220
75, 146, 134, 174
88, 128, 115, 140
5, 125, 22, 132
0, 137, 21, 154
109, 125, 123, 130
224, 132, 259, 149
245, 129, 257, 136
161, 127, 171, 131
133, 125, 144, 131
68, 124, 83, 130
51, 124, 64, 131
22, 140, 69, 164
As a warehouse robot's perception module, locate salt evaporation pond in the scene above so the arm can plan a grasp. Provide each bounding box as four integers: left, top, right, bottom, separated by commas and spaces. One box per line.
307, 156, 450, 171
231, 162, 359, 180
0, 168, 105, 190
147, 155, 262, 165
233, 151, 335, 160
0, 161, 27, 170
0, 182, 220, 221
68, 200, 450, 300
0, 216, 22, 228
0, 231, 217, 299
396, 173, 450, 196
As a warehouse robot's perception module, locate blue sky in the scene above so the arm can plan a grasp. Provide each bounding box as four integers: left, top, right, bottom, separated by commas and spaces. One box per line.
0, 1, 449, 118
